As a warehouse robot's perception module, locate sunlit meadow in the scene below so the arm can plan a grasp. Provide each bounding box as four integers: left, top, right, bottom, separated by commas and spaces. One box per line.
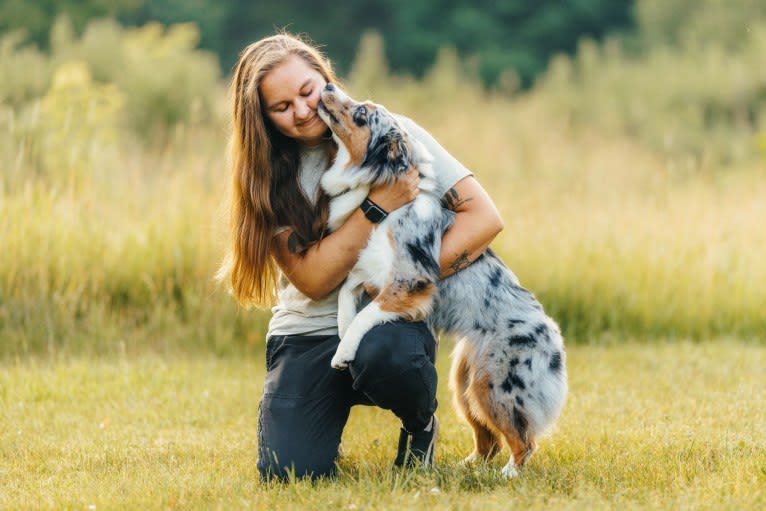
1, 14, 765, 510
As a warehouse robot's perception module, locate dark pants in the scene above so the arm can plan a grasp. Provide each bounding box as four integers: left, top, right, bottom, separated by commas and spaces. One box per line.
256, 320, 438, 480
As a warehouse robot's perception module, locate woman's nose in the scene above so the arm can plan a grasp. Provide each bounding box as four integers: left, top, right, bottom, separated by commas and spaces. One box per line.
295, 99, 312, 119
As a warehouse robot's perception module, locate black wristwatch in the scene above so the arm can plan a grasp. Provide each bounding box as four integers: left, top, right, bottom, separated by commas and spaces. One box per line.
360, 197, 388, 224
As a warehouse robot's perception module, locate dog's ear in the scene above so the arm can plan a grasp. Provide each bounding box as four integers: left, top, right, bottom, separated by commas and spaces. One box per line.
362, 126, 411, 179
385, 131, 411, 174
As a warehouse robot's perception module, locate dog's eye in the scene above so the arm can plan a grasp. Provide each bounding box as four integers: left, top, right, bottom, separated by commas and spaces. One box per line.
352, 106, 368, 127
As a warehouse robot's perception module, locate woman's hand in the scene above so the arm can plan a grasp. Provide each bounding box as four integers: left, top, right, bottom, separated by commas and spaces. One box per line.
366, 168, 420, 213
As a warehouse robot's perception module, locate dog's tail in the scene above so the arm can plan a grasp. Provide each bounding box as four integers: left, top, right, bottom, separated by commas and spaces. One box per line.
524, 331, 568, 439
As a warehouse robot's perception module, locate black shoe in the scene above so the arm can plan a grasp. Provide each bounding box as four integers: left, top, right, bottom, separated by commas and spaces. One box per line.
393, 416, 439, 468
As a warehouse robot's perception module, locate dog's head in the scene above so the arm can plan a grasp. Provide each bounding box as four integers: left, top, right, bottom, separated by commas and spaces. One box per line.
318, 84, 412, 185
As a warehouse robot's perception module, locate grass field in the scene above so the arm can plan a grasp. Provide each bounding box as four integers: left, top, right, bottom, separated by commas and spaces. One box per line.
2, 338, 764, 510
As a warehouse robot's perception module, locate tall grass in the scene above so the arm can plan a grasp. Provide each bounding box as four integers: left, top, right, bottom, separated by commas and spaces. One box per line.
349, 35, 766, 340
2, 18, 765, 357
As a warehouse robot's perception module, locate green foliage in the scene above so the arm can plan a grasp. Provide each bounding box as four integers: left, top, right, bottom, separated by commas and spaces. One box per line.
2, 0, 634, 87
49, 16, 221, 135
116, 20, 220, 134
0, 0, 141, 48
36, 61, 124, 177
0, 30, 49, 105
0, 15, 221, 139
636, 0, 766, 50
219, 0, 634, 86
540, 21, 766, 165
379, 0, 633, 86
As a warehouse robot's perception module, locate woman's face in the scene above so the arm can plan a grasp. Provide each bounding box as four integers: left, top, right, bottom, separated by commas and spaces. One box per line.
260, 54, 328, 146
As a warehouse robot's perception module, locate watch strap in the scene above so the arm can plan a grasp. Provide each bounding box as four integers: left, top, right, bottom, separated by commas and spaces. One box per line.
360, 197, 388, 224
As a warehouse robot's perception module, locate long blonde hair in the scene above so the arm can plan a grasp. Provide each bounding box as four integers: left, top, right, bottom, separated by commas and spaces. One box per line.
219, 33, 338, 307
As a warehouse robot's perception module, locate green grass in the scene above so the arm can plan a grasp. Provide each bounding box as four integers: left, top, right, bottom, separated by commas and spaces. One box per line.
2, 338, 764, 510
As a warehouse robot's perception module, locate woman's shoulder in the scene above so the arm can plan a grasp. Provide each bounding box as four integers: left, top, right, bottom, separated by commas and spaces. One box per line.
393, 113, 445, 160
392, 113, 473, 190
393, 113, 429, 141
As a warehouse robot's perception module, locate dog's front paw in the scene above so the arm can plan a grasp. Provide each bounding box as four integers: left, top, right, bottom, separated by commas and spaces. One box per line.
331, 342, 357, 370
330, 353, 352, 370
321, 171, 346, 197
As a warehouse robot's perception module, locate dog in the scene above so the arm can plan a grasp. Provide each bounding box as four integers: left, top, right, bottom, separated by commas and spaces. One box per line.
317, 83, 567, 478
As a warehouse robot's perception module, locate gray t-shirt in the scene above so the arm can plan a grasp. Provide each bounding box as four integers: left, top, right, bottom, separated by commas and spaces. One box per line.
266, 115, 472, 337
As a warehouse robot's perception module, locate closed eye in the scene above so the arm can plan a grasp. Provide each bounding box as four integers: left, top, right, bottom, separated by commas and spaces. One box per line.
271, 103, 289, 113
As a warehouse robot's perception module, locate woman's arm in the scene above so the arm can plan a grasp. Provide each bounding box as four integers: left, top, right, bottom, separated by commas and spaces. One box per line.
392, 115, 502, 278
439, 176, 504, 279
271, 168, 420, 300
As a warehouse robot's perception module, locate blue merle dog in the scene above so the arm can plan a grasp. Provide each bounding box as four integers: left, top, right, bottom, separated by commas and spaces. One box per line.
317, 84, 567, 478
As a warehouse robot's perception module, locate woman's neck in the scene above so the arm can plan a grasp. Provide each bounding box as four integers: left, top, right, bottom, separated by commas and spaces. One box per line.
298, 130, 333, 150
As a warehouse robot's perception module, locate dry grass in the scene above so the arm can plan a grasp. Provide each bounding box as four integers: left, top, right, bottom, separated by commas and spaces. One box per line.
2, 338, 764, 509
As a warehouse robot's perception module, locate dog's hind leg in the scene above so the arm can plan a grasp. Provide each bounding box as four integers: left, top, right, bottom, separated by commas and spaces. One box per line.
451, 341, 501, 464
459, 359, 536, 478
494, 410, 537, 479
465, 422, 502, 465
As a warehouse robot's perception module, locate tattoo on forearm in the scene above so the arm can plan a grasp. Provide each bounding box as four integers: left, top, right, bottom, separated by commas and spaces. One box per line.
449, 251, 472, 274
442, 187, 473, 211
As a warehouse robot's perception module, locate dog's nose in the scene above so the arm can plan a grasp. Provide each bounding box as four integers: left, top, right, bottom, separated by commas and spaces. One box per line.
324, 83, 335, 92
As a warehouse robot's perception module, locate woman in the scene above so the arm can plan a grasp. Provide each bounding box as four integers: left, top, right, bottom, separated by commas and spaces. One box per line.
220, 33, 503, 480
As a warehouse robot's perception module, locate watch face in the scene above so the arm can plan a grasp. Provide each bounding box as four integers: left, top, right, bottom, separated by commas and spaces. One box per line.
368, 207, 385, 223
363, 199, 387, 223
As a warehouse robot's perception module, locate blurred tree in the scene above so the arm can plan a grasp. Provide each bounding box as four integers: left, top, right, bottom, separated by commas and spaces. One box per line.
118, 0, 227, 66
379, 0, 634, 86
636, 0, 766, 50
0, 0, 141, 45
213, 0, 391, 75
1, 0, 634, 86
210, 0, 634, 86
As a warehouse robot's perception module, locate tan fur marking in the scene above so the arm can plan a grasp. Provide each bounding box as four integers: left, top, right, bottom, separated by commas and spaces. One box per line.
500, 429, 536, 469
450, 341, 502, 462
341, 123, 370, 167
374, 230, 436, 319
363, 282, 380, 298
375, 280, 436, 321
451, 340, 537, 467
321, 92, 372, 168
388, 138, 400, 161
467, 359, 536, 469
